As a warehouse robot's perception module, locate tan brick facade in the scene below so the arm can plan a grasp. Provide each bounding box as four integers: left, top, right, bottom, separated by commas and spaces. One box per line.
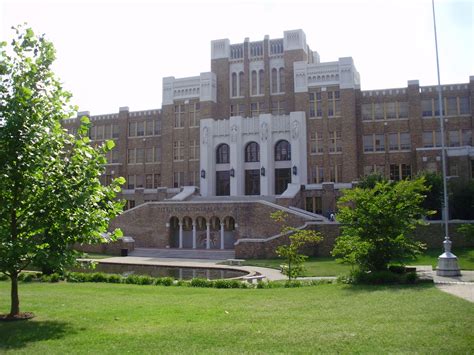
62, 30, 473, 256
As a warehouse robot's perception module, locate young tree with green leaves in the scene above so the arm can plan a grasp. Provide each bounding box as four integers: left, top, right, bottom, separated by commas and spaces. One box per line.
271, 210, 322, 280
332, 178, 430, 272
0, 26, 124, 319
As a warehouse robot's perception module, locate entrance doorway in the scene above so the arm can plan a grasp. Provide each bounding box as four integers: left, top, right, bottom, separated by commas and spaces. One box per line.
245, 169, 260, 195
275, 168, 291, 195
216, 171, 230, 196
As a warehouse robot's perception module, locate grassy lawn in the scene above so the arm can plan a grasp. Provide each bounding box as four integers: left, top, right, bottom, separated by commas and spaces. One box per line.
243, 247, 474, 277
0, 281, 473, 353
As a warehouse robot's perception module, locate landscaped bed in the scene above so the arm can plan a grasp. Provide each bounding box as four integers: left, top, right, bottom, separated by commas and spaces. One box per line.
0, 281, 472, 353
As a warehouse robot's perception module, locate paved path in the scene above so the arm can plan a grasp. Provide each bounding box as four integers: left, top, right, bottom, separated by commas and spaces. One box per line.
414, 266, 474, 303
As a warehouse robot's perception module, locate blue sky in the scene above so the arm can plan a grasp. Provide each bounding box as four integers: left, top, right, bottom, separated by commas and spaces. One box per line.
1, 0, 473, 115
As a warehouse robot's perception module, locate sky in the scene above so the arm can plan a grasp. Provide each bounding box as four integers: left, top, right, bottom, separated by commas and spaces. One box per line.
1, 0, 473, 115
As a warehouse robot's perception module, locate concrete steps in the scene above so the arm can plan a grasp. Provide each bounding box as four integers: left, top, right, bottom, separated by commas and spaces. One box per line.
129, 247, 235, 260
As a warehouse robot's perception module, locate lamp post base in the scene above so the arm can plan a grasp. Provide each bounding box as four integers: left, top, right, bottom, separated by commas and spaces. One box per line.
436, 239, 461, 277
436, 252, 461, 276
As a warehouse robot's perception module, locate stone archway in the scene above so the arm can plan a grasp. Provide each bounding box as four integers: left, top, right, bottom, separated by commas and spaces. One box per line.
223, 216, 236, 249
195, 216, 207, 249
169, 216, 179, 248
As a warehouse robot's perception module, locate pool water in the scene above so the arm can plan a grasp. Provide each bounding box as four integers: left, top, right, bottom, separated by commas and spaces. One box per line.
82, 262, 248, 280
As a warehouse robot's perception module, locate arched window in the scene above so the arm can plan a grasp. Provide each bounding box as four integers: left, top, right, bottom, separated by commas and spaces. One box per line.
251, 70, 257, 95
259, 70, 264, 95
279, 68, 285, 92
245, 142, 260, 162
275, 140, 291, 161
271, 68, 278, 93
216, 143, 230, 164
231, 72, 237, 97
238, 72, 244, 96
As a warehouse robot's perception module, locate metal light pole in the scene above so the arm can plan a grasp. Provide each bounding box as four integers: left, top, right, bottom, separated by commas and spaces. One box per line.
432, 0, 461, 276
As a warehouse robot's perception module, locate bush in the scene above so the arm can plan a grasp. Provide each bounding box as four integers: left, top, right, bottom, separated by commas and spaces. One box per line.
154, 277, 174, 286
49, 273, 62, 283
213, 279, 244, 289
348, 269, 418, 285
90, 272, 108, 283
190, 278, 214, 288
124, 274, 141, 284
106, 274, 122, 283
175, 279, 189, 287
65, 272, 88, 283
136, 275, 154, 285
284, 280, 302, 288
21, 273, 36, 282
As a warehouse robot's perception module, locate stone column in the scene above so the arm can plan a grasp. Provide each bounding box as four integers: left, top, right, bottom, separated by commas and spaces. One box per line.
206, 222, 211, 249
178, 222, 183, 249
192, 222, 197, 249
220, 222, 225, 250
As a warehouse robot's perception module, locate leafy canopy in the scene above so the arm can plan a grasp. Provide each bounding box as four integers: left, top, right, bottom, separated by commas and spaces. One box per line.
0, 25, 124, 317
332, 178, 430, 272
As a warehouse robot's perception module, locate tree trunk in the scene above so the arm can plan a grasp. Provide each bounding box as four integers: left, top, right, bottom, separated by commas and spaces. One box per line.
10, 272, 20, 316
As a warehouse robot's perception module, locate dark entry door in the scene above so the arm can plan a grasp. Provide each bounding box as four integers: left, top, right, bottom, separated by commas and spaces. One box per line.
245, 169, 260, 195
275, 168, 291, 195
216, 171, 230, 196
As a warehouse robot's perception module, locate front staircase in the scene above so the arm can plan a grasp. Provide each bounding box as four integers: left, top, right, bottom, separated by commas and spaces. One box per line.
129, 247, 236, 260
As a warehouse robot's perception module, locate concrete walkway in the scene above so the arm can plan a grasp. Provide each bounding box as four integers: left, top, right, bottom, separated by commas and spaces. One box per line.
414, 266, 474, 303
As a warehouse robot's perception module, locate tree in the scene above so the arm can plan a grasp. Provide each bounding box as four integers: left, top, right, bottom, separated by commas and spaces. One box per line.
332, 178, 430, 272
271, 211, 322, 280
449, 179, 474, 220
0, 26, 124, 319
419, 171, 443, 220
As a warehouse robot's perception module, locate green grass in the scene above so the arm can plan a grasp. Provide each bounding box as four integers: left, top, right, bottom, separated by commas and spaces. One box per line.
0, 281, 473, 353
243, 247, 474, 277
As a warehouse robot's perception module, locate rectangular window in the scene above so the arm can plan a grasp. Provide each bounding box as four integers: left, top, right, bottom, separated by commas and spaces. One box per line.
128, 122, 137, 137
136, 121, 144, 136
390, 164, 411, 181
136, 175, 144, 188
401, 164, 411, 179
96, 125, 104, 140
362, 103, 372, 120
310, 132, 323, 154
250, 102, 265, 117
188, 171, 199, 186
385, 102, 396, 119
459, 97, 470, 115
145, 120, 154, 136
154, 173, 161, 188
146, 147, 153, 163
446, 97, 457, 116
388, 133, 399, 151
173, 141, 184, 161
329, 131, 342, 153
421, 99, 432, 117
154, 120, 161, 135
127, 148, 135, 164
311, 166, 324, 184
104, 124, 112, 139
309, 92, 323, 118
374, 103, 384, 120
448, 130, 460, 147
189, 140, 199, 160
154, 146, 161, 162
189, 102, 200, 127
374, 134, 385, 151
330, 165, 342, 183
127, 175, 135, 189
363, 135, 374, 152
271, 101, 286, 115
400, 133, 411, 150
145, 174, 153, 189
112, 124, 119, 138
462, 130, 472, 146
423, 130, 442, 148
173, 172, 184, 188
136, 148, 144, 163
327, 90, 340, 117
390, 165, 400, 181
174, 104, 185, 128
398, 102, 408, 118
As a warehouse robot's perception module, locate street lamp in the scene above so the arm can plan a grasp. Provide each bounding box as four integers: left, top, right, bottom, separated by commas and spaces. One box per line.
432, 0, 460, 276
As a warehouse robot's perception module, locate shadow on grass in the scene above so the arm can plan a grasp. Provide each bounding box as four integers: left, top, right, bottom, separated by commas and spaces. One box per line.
0, 319, 74, 350
340, 282, 435, 295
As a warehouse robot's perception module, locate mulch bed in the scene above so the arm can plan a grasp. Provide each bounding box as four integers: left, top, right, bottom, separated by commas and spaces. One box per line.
0, 312, 35, 321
